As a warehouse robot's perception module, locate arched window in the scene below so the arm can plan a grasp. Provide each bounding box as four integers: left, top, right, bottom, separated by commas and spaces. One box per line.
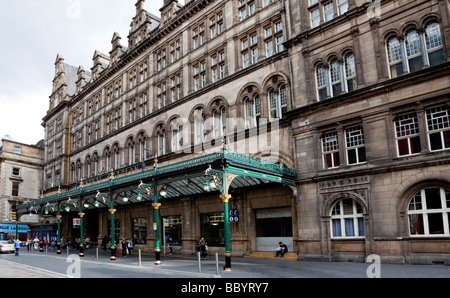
71, 162, 76, 183
85, 156, 91, 178
103, 147, 111, 171
170, 119, 183, 153
424, 21, 444, 66
213, 107, 227, 138
344, 53, 357, 92
137, 132, 147, 162
112, 143, 120, 170
329, 59, 342, 97
127, 137, 135, 165
330, 198, 365, 238
268, 84, 286, 121
93, 152, 99, 176
155, 124, 166, 156
244, 95, 260, 129
316, 64, 328, 101
405, 29, 423, 73
408, 187, 450, 236
194, 108, 206, 145
386, 36, 404, 78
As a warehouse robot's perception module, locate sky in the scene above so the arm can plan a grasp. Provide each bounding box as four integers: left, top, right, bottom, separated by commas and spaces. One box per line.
0, 0, 184, 146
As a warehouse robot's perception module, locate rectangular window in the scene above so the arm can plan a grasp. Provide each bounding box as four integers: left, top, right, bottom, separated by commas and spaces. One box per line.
12, 182, 19, 197
132, 218, 147, 244
322, 132, 340, 169
426, 106, 450, 151
163, 215, 183, 246
12, 167, 20, 176
394, 113, 421, 156
323, 2, 334, 22
14, 146, 21, 154
201, 212, 224, 247
310, 7, 320, 28
345, 126, 366, 165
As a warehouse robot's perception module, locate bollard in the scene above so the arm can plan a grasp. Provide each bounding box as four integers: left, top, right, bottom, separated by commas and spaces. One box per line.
139, 250, 142, 267
96, 247, 99, 261
198, 252, 202, 273
216, 253, 219, 275
67, 245, 69, 256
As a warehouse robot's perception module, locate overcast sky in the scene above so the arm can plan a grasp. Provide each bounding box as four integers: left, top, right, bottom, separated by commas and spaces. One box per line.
0, 0, 183, 146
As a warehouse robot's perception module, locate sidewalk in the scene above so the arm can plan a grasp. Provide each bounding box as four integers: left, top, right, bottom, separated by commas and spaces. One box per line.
1, 245, 450, 278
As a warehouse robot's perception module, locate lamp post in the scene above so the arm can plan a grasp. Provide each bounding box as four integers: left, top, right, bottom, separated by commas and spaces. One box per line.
204, 164, 236, 271
204, 137, 237, 271
96, 190, 117, 260
96, 169, 117, 260
56, 186, 62, 254
138, 180, 166, 265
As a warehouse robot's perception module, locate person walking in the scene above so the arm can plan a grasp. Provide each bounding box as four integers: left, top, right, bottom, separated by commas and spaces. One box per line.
126, 239, 133, 256
101, 235, 107, 251
121, 239, 127, 258
13, 239, 21, 256
168, 237, 173, 255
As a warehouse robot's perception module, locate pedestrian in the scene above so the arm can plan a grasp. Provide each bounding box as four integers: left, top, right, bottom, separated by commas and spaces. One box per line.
121, 239, 127, 258
13, 239, 21, 256
102, 235, 107, 251
168, 237, 173, 255
275, 241, 288, 258
199, 238, 208, 260
33, 236, 39, 250
126, 239, 133, 256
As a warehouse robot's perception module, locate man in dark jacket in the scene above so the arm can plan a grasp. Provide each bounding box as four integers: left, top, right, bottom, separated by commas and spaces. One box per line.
275, 241, 288, 257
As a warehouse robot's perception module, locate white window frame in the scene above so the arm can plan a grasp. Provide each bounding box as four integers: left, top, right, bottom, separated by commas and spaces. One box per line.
408, 187, 450, 236
330, 199, 365, 239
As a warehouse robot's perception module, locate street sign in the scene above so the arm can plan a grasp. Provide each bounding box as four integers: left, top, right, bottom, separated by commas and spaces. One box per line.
229, 209, 239, 223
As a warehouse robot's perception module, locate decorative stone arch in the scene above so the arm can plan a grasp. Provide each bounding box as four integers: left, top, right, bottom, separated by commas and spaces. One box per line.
153, 121, 167, 156
84, 155, 91, 178
262, 73, 290, 120
125, 134, 136, 165
392, 172, 450, 237
400, 20, 421, 35
321, 191, 369, 218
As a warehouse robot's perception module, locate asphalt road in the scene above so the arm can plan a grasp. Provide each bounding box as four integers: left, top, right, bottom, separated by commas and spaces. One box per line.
1, 246, 449, 279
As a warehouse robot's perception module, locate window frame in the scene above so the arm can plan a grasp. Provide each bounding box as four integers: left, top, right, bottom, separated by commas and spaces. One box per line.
425, 105, 450, 152
322, 131, 340, 169
330, 198, 365, 239
394, 112, 422, 157
408, 187, 450, 236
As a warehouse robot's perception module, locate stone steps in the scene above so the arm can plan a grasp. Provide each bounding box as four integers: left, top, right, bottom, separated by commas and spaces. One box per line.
245, 251, 298, 261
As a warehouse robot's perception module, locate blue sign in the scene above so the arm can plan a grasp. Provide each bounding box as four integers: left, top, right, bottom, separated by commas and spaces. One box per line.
0, 223, 28, 234
229, 210, 239, 223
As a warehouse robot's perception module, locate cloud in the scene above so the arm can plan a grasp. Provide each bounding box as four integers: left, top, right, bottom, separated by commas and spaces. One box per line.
0, 0, 167, 145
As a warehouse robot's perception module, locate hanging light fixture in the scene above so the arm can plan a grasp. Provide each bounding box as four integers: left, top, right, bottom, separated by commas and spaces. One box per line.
136, 192, 142, 202
203, 181, 210, 191
160, 189, 167, 197
65, 205, 70, 212
94, 200, 100, 207
84, 203, 89, 208
123, 197, 129, 203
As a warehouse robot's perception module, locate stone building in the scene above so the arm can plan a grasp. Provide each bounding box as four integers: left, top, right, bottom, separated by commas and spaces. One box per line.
18, 0, 450, 265
0, 138, 44, 239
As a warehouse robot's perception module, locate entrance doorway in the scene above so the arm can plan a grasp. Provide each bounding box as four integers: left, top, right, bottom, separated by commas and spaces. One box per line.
255, 207, 293, 251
